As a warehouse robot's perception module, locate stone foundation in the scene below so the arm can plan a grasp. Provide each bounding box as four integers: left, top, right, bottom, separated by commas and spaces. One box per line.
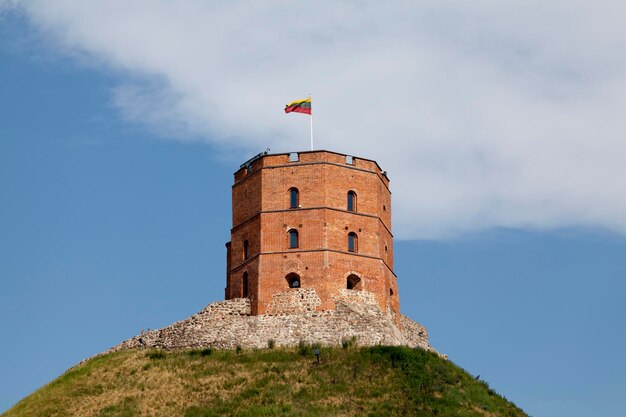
108, 290, 438, 355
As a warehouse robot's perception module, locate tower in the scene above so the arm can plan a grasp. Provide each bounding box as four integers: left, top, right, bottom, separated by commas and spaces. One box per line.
225, 150, 399, 319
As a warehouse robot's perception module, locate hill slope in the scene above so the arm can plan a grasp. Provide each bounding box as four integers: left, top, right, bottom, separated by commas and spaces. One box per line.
3, 346, 528, 417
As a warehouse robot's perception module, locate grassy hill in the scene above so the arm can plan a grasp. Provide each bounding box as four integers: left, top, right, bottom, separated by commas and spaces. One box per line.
3, 345, 528, 417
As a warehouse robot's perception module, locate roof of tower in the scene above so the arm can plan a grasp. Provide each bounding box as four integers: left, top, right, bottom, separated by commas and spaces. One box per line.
237, 149, 389, 181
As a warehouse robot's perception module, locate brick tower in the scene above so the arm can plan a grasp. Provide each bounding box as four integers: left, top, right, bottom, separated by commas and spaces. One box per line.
225, 150, 399, 319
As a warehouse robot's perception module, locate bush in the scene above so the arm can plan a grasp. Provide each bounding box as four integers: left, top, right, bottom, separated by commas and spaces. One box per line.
267, 339, 276, 349
188, 348, 213, 357
147, 350, 166, 360
236, 345, 243, 355
297, 340, 311, 356
341, 336, 358, 349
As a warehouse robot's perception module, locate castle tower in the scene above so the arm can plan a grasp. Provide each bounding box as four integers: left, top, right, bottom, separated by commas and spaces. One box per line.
225, 150, 399, 319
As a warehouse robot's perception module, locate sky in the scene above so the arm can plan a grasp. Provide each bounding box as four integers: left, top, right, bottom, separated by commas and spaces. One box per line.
1, 2, 625, 416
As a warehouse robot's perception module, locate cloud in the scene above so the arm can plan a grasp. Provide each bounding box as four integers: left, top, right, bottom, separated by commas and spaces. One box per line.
11, 0, 626, 239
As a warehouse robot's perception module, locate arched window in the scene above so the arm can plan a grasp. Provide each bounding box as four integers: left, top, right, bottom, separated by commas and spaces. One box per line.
347, 274, 362, 290
242, 272, 249, 298
243, 240, 249, 260
347, 191, 357, 212
348, 232, 358, 252
288, 229, 299, 249
289, 188, 299, 209
286, 272, 301, 288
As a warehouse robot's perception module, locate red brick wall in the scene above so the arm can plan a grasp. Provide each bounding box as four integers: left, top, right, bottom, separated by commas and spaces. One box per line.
225, 150, 400, 318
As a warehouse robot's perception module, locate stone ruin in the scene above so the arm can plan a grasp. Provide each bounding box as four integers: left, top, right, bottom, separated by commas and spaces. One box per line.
107, 288, 438, 354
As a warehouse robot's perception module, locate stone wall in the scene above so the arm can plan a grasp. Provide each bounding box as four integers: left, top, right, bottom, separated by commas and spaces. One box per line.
399, 314, 431, 352
265, 288, 322, 314
107, 289, 438, 356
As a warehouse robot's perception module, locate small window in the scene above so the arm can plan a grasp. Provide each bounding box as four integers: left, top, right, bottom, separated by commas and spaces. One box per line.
289, 152, 299, 162
347, 191, 357, 212
286, 272, 301, 288
289, 229, 299, 248
348, 232, 358, 252
242, 272, 249, 297
243, 240, 249, 260
389, 288, 394, 296
347, 274, 362, 290
289, 188, 299, 209
345, 155, 354, 165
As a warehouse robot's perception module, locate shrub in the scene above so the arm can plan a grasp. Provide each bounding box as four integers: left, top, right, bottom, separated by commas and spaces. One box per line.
267, 339, 276, 349
236, 345, 243, 355
147, 350, 166, 360
188, 348, 213, 357
297, 340, 311, 356
341, 335, 358, 349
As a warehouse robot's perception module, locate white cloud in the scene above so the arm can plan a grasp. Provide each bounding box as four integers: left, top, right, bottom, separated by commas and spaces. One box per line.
12, 0, 626, 238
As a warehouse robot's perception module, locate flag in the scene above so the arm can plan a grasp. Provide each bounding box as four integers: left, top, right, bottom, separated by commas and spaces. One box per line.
284, 97, 312, 115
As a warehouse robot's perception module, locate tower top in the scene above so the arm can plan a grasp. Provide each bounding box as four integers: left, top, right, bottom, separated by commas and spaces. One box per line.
234, 150, 389, 184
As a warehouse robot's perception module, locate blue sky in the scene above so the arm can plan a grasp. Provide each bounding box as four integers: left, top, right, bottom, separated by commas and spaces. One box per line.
1, 4, 626, 416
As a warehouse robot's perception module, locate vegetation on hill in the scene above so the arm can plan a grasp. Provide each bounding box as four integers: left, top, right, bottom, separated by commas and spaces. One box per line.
3, 345, 528, 417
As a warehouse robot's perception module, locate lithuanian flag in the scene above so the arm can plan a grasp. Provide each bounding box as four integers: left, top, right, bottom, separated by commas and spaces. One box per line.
284, 97, 312, 115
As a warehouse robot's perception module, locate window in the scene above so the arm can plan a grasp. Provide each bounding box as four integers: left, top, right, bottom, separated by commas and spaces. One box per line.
243, 240, 249, 260
289, 188, 299, 209
348, 232, 358, 252
289, 229, 299, 248
347, 191, 357, 212
242, 272, 249, 298
289, 152, 299, 162
347, 274, 362, 290
286, 272, 301, 288
345, 155, 354, 165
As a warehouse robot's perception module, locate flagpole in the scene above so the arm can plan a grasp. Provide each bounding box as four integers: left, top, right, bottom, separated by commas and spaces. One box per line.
309, 95, 313, 150
310, 113, 313, 150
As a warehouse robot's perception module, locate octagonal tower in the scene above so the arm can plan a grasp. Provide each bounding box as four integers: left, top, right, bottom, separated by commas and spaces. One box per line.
225, 150, 399, 318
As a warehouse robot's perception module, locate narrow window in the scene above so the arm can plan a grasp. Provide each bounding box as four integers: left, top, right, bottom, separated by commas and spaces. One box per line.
243, 240, 249, 260
347, 191, 357, 212
286, 272, 301, 288
347, 274, 362, 290
289, 229, 299, 248
348, 232, 358, 252
289, 188, 299, 209
242, 272, 249, 298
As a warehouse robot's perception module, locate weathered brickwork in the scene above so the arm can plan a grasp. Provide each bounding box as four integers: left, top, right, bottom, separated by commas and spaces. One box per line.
108, 289, 436, 354
226, 150, 399, 318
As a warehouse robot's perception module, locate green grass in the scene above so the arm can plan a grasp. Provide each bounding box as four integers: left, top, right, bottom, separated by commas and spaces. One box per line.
2, 346, 528, 417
